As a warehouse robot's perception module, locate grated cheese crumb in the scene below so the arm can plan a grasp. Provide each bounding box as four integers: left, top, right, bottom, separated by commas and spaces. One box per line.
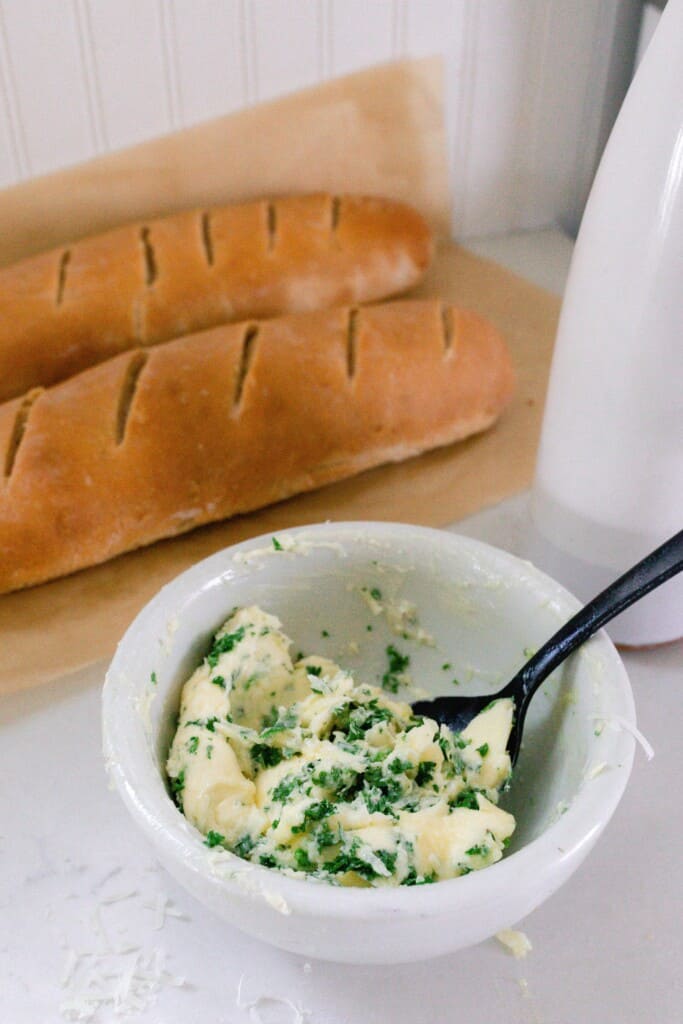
496, 928, 533, 959
98, 890, 138, 905
89, 906, 112, 953
236, 975, 311, 1023
60, 945, 187, 1021
60, 948, 80, 988
144, 892, 188, 929
589, 714, 654, 760
262, 889, 291, 915
58, 879, 189, 1021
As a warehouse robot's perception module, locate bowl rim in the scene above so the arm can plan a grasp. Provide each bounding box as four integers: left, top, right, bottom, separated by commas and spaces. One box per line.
103, 520, 636, 920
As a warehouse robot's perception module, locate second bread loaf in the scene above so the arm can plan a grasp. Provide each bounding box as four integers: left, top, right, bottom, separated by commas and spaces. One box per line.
0, 300, 514, 594
0, 194, 432, 402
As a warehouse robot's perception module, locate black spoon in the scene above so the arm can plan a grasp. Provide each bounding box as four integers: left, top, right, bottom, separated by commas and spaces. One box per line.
412, 529, 683, 765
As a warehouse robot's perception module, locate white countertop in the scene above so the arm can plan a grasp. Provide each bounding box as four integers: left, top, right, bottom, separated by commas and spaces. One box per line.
2, 231, 681, 1024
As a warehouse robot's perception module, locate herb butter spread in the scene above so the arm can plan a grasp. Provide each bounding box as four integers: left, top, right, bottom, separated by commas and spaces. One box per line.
166, 606, 515, 887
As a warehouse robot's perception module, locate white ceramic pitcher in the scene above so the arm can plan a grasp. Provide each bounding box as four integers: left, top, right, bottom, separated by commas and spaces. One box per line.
529, 0, 683, 645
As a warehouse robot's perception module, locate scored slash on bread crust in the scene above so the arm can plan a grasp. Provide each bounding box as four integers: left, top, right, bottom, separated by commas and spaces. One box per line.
0, 300, 514, 595
0, 194, 433, 402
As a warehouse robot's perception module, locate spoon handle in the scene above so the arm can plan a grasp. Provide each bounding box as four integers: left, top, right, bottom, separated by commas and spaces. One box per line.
509, 528, 683, 709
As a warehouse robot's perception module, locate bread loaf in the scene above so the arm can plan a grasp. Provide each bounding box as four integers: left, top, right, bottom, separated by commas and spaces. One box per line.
0, 194, 432, 403
0, 300, 513, 594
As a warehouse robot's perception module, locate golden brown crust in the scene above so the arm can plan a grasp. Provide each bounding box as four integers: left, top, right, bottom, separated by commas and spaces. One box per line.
0, 194, 433, 402
0, 300, 514, 594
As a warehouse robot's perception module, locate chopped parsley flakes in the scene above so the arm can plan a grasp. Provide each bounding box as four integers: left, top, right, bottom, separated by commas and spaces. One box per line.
206, 626, 246, 669
251, 743, 284, 769
169, 769, 185, 807
415, 761, 436, 786
204, 830, 224, 848
381, 644, 410, 693
260, 708, 297, 738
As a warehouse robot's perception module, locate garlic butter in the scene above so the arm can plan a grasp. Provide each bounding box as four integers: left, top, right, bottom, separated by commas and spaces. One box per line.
166, 606, 515, 887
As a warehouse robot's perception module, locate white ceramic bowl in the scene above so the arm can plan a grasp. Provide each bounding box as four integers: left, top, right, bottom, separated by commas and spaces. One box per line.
102, 522, 636, 964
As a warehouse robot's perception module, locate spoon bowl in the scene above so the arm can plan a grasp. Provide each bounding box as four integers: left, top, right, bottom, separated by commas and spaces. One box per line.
413, 528, 682, 763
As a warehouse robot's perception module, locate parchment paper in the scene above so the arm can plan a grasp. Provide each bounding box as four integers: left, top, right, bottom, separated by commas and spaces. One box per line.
0, 57, 450, 267
0, 59, 559, 695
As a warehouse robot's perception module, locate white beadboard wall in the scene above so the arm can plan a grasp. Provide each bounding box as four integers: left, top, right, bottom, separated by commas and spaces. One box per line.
0, 0, 643, 238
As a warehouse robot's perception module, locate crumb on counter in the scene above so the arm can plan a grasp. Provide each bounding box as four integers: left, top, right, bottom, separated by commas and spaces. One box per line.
496, 928, 533, 959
